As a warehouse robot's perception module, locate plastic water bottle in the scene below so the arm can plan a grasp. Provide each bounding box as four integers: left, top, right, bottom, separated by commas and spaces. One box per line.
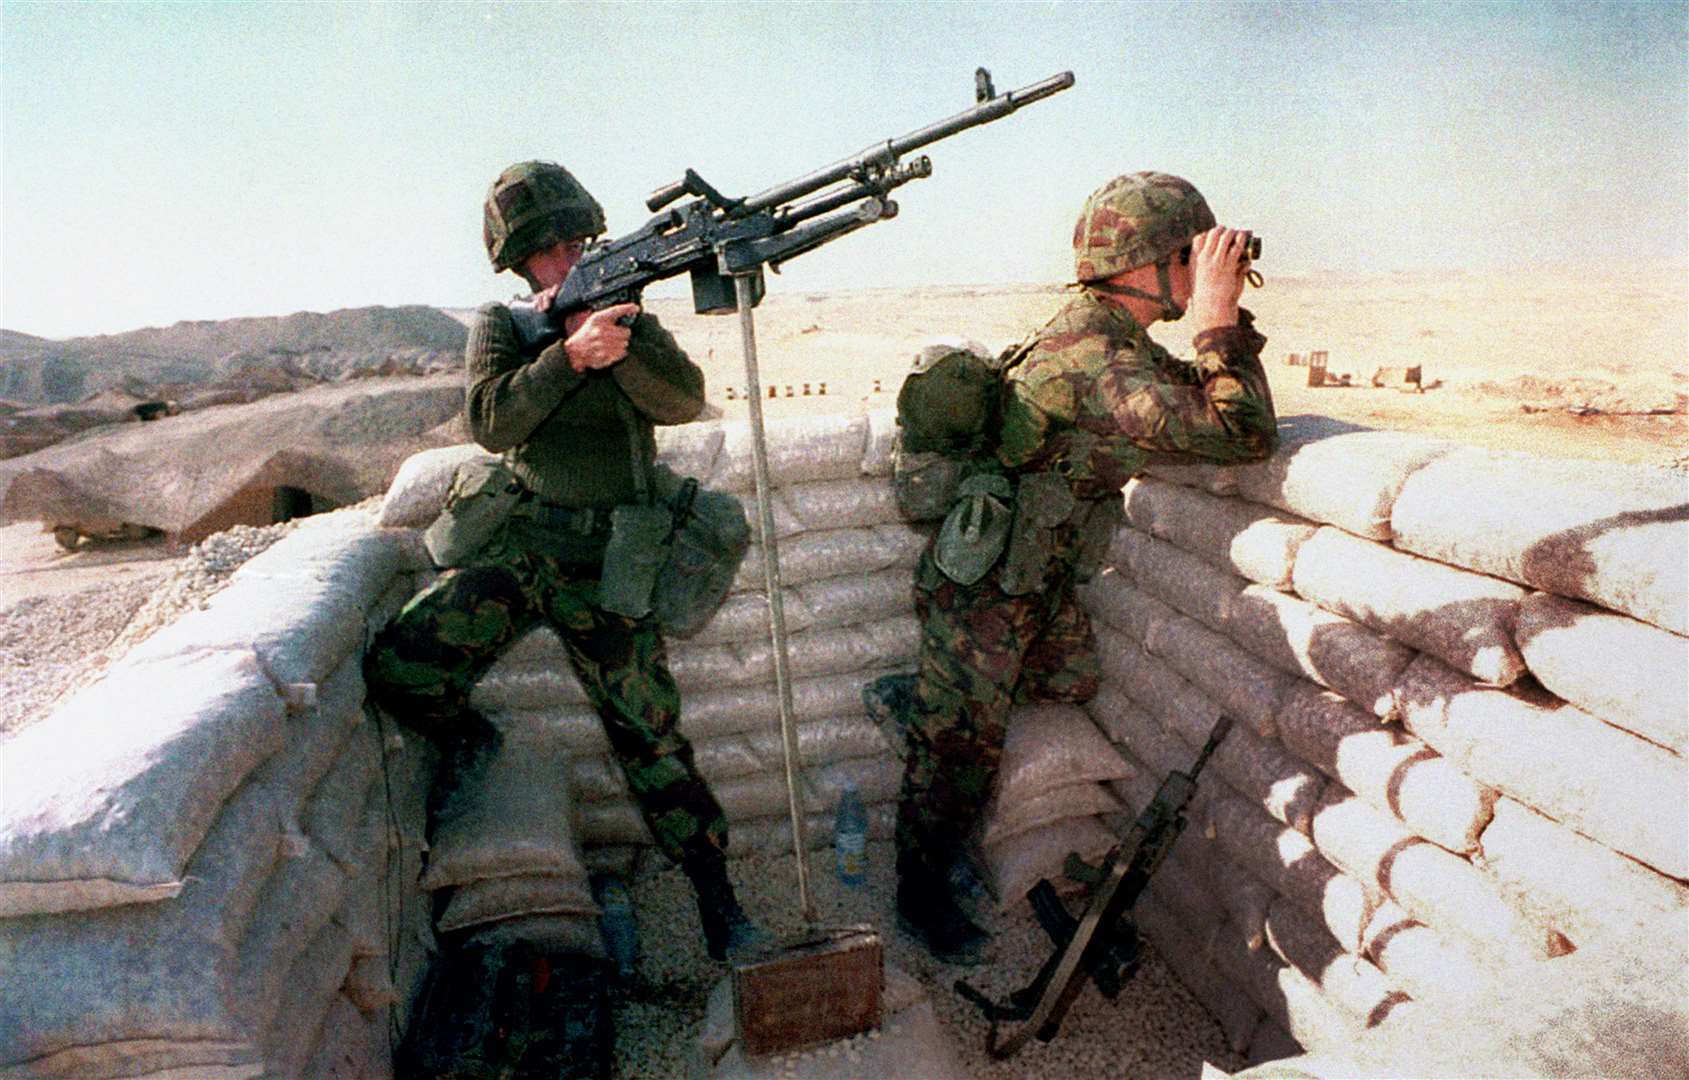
835, 782, 868, 888
593, 874, 639, 981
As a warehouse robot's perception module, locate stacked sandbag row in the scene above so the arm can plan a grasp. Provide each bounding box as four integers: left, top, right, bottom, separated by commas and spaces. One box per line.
451, 412, 918, 870
0, 509, 437, 1079
1076, 417, 1688, 1068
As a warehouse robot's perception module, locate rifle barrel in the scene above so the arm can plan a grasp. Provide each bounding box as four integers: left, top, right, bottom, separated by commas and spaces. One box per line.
739, 71, 1074, 214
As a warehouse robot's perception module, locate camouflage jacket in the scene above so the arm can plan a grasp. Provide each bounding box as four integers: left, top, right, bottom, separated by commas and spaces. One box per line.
995, 289, 1277, 498
464, 304, 705, 509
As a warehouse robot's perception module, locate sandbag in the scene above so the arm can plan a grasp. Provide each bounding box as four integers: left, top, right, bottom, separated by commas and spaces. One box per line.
1112, 525, 1247, 633
982, 781, 1123, 846
1513, 592, 1688, 754
421, 729, 588, 891
378, 444, 495, 528
982, 814, 1118, 910
1278, 682, 1494, 854
1143, 612, 1292, 738
1292, 526, 1527, 685
1227, 584, 1414, 717
1263, 895, 1406, 1028
437, 874, 599, 934
1394, 654, 1689, 879
711, 414, 870, 492
1388, 447, 1689, 635
1226, 427, 1454, 541
996, 704, 1135, 805
1076, 568, 1177, 644
732, 523, 927, 590
0, 648, 286, 917
1122, 476, 1318, 589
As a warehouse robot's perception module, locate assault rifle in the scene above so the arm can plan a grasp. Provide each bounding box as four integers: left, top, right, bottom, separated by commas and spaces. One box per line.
507, 68, 1073, 348
956, 716, 1232, 1059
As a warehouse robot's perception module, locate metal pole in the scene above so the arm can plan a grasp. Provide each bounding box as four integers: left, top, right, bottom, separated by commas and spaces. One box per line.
733, 271, 816, 926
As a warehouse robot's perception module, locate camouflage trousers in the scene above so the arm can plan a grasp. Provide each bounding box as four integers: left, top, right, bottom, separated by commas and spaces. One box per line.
364, 533, 729, 869
895, 522, 1100, 872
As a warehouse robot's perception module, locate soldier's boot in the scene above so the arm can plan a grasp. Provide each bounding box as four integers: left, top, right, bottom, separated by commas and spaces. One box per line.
863, 673, 917, 760
896, 854, 990, 966
684, 854, 773, 962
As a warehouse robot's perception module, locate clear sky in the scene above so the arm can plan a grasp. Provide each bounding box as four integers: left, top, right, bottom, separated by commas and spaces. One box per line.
3, 0, 1685, 339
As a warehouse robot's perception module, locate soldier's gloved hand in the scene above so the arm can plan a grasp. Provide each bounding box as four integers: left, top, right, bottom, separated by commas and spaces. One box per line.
1187, 226, 1252, 334
563, 302, 640, 372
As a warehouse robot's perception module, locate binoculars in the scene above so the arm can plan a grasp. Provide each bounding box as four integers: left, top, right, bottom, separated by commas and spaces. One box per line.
1180, 235, 1261, 265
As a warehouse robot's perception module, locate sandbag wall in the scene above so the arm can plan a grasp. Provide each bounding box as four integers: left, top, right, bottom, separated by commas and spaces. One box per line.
1072, 417, 1689, 1064
0, 511, 439, 1079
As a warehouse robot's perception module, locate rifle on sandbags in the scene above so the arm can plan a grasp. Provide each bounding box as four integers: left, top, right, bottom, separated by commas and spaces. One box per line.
956, 716, 1232, 1060
506, 68, 1074, 348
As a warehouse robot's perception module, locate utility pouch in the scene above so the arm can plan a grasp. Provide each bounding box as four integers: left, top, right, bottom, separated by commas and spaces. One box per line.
999, 471, 1077, 596
892, 441, 975, 523
423, 457, 521, 569
1073, 496, 1124, 584
651, 465, 750, 638
597, 503, 673, 619
935, 473, 1015, 587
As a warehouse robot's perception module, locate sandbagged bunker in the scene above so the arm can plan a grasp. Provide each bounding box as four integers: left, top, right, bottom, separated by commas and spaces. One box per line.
1, 408, 1684, 1078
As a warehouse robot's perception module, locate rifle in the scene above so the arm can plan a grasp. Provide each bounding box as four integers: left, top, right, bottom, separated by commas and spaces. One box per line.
956, 716, 1232, 1059
506, 67, 1074, 348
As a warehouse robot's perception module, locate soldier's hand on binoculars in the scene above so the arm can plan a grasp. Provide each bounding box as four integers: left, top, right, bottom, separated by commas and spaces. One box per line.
564, 303, 639, 372
1188, 227, 1251, 332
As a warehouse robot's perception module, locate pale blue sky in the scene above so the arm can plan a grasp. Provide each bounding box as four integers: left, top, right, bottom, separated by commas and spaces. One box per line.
3, 0, 1685, 338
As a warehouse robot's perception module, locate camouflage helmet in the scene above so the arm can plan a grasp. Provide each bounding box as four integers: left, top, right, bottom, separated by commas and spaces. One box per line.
1072, 172, 1216, 281
482, 161, 607, 273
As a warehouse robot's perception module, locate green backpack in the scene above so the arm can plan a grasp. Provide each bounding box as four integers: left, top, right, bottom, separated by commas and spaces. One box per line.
892, 339, 1008, 521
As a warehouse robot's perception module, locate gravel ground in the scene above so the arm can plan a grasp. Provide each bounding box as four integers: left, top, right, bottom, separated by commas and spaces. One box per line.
0, 520, 303, 738
0, 509, 1245, 1078
614, 839, 1247, 1079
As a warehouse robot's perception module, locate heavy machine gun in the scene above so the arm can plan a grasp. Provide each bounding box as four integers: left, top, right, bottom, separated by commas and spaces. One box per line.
507, 68, 1074, 348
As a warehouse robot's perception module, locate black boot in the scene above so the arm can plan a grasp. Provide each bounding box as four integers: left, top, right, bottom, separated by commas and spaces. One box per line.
684, 856, 772, 962
896, 856, 990, 965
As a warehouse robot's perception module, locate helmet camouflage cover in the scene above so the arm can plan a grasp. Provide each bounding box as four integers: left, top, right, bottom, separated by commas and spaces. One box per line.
1072, 172, 1216, 281
483, 161, 607, 272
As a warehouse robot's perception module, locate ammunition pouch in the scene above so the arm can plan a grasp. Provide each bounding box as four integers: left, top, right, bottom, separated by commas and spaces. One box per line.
650, 465, 750, 638
423, 458, 522, 569
932, 468, 1119, 595
998, 472, 1076, 596
597, 503, 674, 619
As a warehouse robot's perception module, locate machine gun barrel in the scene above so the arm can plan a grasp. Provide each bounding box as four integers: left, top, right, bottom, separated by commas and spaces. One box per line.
738, 71, 1074, 215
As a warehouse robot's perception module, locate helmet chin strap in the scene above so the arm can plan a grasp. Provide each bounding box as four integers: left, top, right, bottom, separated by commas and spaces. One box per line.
1082, 258, 1185, 321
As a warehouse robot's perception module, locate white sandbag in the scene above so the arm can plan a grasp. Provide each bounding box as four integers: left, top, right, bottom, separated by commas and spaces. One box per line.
685, 588, 817, 645
1476, 796, 1689, 952
479, 615, 921, 714
1309, 786, 1561, 961
1244, 1016, 1303, 1068
982, 815, 1118, 910
341, 953, 398, 1016
1278, 682, 1494, 854
457, 913, 606, 956
654, 419, 727, 482
1122, 476, 1318, 588
301, 719, 383, 872
1514, 592, 1688, 753
1389, 447, 1689, 634
126, 521, 410, 686
699, 964, 970, 1080
996, 704, 1134, 804
861, 407, 897, 478
1204, 908, 1294, 1033
235, 844, 347, 1038
778, 475, 905, 533
377, 443, 493, 528
258, 915, 355, 1080
734, 523, 926, 590
0, 703, 353, 1076
1203, 715, 1325, 836
1394, 654, 1689, 879
1359, 898, 1515, 1005
0, 648, 286, 917
0, 1044, 262, 1079
1081, 683, 1167, 768
982, 782, 1123, 846
792, 568, 915, 629
1292, 526, 1527, 684
299, 993, 392, 1080
1226, 426, 1454, 541
1076, 568, 1177, 643
421, 728, 587, 891
711, 413, 869, 492
1227, 584, 1414, 717
1199, 845, 1276, 953
1113, 526, 1248, 633
1263, 895, 1406, 1029
1133, 893, 1264, 1055
1199, 785, 1377, 952
437, 874, 599, 934
720, 802, 896, 860
1093, 622, 1221, 730
1138, 459, 1240, 496
1144, 612, 1292, 738
1144, 841, 1231, 943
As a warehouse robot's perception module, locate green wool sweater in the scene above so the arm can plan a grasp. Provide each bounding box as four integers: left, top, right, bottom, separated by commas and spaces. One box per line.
464, 303, 705, 509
